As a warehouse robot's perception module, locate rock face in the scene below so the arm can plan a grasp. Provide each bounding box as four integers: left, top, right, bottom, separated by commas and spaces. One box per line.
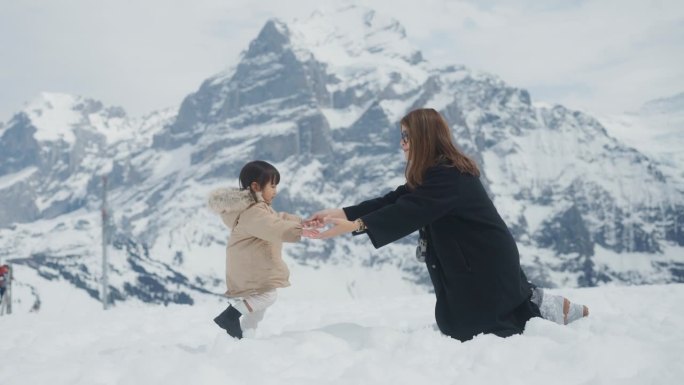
1, 6, 682, 305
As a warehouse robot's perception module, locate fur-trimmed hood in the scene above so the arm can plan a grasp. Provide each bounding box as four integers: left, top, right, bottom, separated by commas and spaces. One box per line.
208, 188, 264, 228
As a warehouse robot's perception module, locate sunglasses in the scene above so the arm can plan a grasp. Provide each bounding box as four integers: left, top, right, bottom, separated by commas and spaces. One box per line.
400, 130, 409, 143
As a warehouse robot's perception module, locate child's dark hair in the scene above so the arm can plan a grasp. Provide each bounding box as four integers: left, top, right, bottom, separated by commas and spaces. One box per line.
239, 160, 280, 191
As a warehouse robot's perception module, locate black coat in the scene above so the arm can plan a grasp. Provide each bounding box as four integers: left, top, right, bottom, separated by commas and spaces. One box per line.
343, 164, 540, 341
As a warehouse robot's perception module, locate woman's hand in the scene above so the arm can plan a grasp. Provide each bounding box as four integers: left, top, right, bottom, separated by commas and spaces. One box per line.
304, 208, 345, 228
313, 217, 357, 239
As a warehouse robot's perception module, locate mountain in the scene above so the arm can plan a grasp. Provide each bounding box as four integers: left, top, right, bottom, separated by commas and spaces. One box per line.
1, 5, 682, 309
640, 92, 684, 115
598, 92, 684, 194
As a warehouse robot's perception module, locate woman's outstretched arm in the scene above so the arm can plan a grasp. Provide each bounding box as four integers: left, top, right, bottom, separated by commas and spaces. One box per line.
315, 166, 459, 246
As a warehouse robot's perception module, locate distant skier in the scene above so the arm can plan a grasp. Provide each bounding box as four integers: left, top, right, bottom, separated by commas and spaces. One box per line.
208, 160, 318, 339
0, 264, 9, 305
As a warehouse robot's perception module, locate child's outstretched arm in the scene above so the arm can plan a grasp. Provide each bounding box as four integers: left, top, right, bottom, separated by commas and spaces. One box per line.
278, 211, 319, 238
240, 205, 303, 243
277, 211, 302, 223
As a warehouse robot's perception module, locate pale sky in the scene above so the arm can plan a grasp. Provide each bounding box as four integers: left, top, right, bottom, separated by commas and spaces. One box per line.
1, 0, 683, 122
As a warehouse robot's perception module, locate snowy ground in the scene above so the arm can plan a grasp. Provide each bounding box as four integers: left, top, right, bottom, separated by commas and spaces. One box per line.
2, 282, 683, 385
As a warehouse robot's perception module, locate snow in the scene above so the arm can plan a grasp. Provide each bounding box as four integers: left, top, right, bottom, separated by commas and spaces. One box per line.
1, 278, 683, 385
289, 6, 418, 65
320, 104, 369, 130
524, 204, 556, 234
478, 104, 677, 215
0, 167, 37, 190
19, 91, 166, 149
379, 96, 421, 123
592, 244, 684, 278
422, 90, 455, 113
25, 92, 82, 144
0, 210, 101, 261
282, 4, 431, 111
151, 144, 193, 180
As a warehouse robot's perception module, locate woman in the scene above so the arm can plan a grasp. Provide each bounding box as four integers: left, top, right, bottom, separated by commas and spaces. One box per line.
308, 108, 588, 341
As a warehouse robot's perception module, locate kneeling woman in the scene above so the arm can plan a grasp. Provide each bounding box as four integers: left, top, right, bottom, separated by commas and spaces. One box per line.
310, 108, 588, 341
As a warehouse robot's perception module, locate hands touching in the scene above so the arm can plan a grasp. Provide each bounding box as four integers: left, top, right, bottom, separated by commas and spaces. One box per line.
302, 208, 358, 239
301, 228, 320, 238
300, 208, 339, 238
313, 217, 358, 239
303, 208, 345, 228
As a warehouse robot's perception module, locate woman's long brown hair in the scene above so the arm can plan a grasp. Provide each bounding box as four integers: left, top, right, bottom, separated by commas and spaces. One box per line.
400, 108, 480, 188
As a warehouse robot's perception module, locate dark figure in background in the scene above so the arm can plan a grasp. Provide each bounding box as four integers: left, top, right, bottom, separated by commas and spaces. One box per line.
0, 264, 9, 301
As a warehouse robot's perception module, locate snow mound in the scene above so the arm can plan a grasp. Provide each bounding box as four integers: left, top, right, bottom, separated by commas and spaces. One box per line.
1, 283, 682, 384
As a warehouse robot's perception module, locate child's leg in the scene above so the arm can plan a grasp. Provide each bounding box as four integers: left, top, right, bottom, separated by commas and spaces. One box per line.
241, 308, 267, 331
235, 289, 277, 331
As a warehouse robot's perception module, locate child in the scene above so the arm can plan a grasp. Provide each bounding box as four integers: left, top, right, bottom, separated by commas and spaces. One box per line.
208, 160, 316, 339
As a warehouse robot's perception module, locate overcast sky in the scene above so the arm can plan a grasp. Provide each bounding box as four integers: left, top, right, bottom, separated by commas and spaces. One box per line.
1, 0, 683, 122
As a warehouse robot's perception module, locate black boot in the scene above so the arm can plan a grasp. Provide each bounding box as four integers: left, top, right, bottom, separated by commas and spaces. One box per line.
213, 305, 243, 339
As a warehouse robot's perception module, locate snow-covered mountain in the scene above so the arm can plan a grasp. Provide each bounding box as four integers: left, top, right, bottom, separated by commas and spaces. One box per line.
1, 5, 682, 309
598, 92, 684, 194
641, 92, 684, 115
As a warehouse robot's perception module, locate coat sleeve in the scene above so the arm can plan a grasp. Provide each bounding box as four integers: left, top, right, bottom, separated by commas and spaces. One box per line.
361, 166, 460, 249
240, 204, 303, 243
278, 211, 302, 223
343, 184, 409, 220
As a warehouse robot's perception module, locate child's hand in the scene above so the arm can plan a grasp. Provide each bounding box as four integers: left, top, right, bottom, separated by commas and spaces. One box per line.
311, 217, 357, 239
302, 228, 320, 238
302, 218, 324, 229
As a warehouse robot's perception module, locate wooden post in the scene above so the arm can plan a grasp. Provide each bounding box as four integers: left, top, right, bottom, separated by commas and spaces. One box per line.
6, 265, 11, 315
102, 176, 109, 310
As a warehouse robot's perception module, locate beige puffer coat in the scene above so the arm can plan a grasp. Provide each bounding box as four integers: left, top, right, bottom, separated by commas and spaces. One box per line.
208, 188, 302, 297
